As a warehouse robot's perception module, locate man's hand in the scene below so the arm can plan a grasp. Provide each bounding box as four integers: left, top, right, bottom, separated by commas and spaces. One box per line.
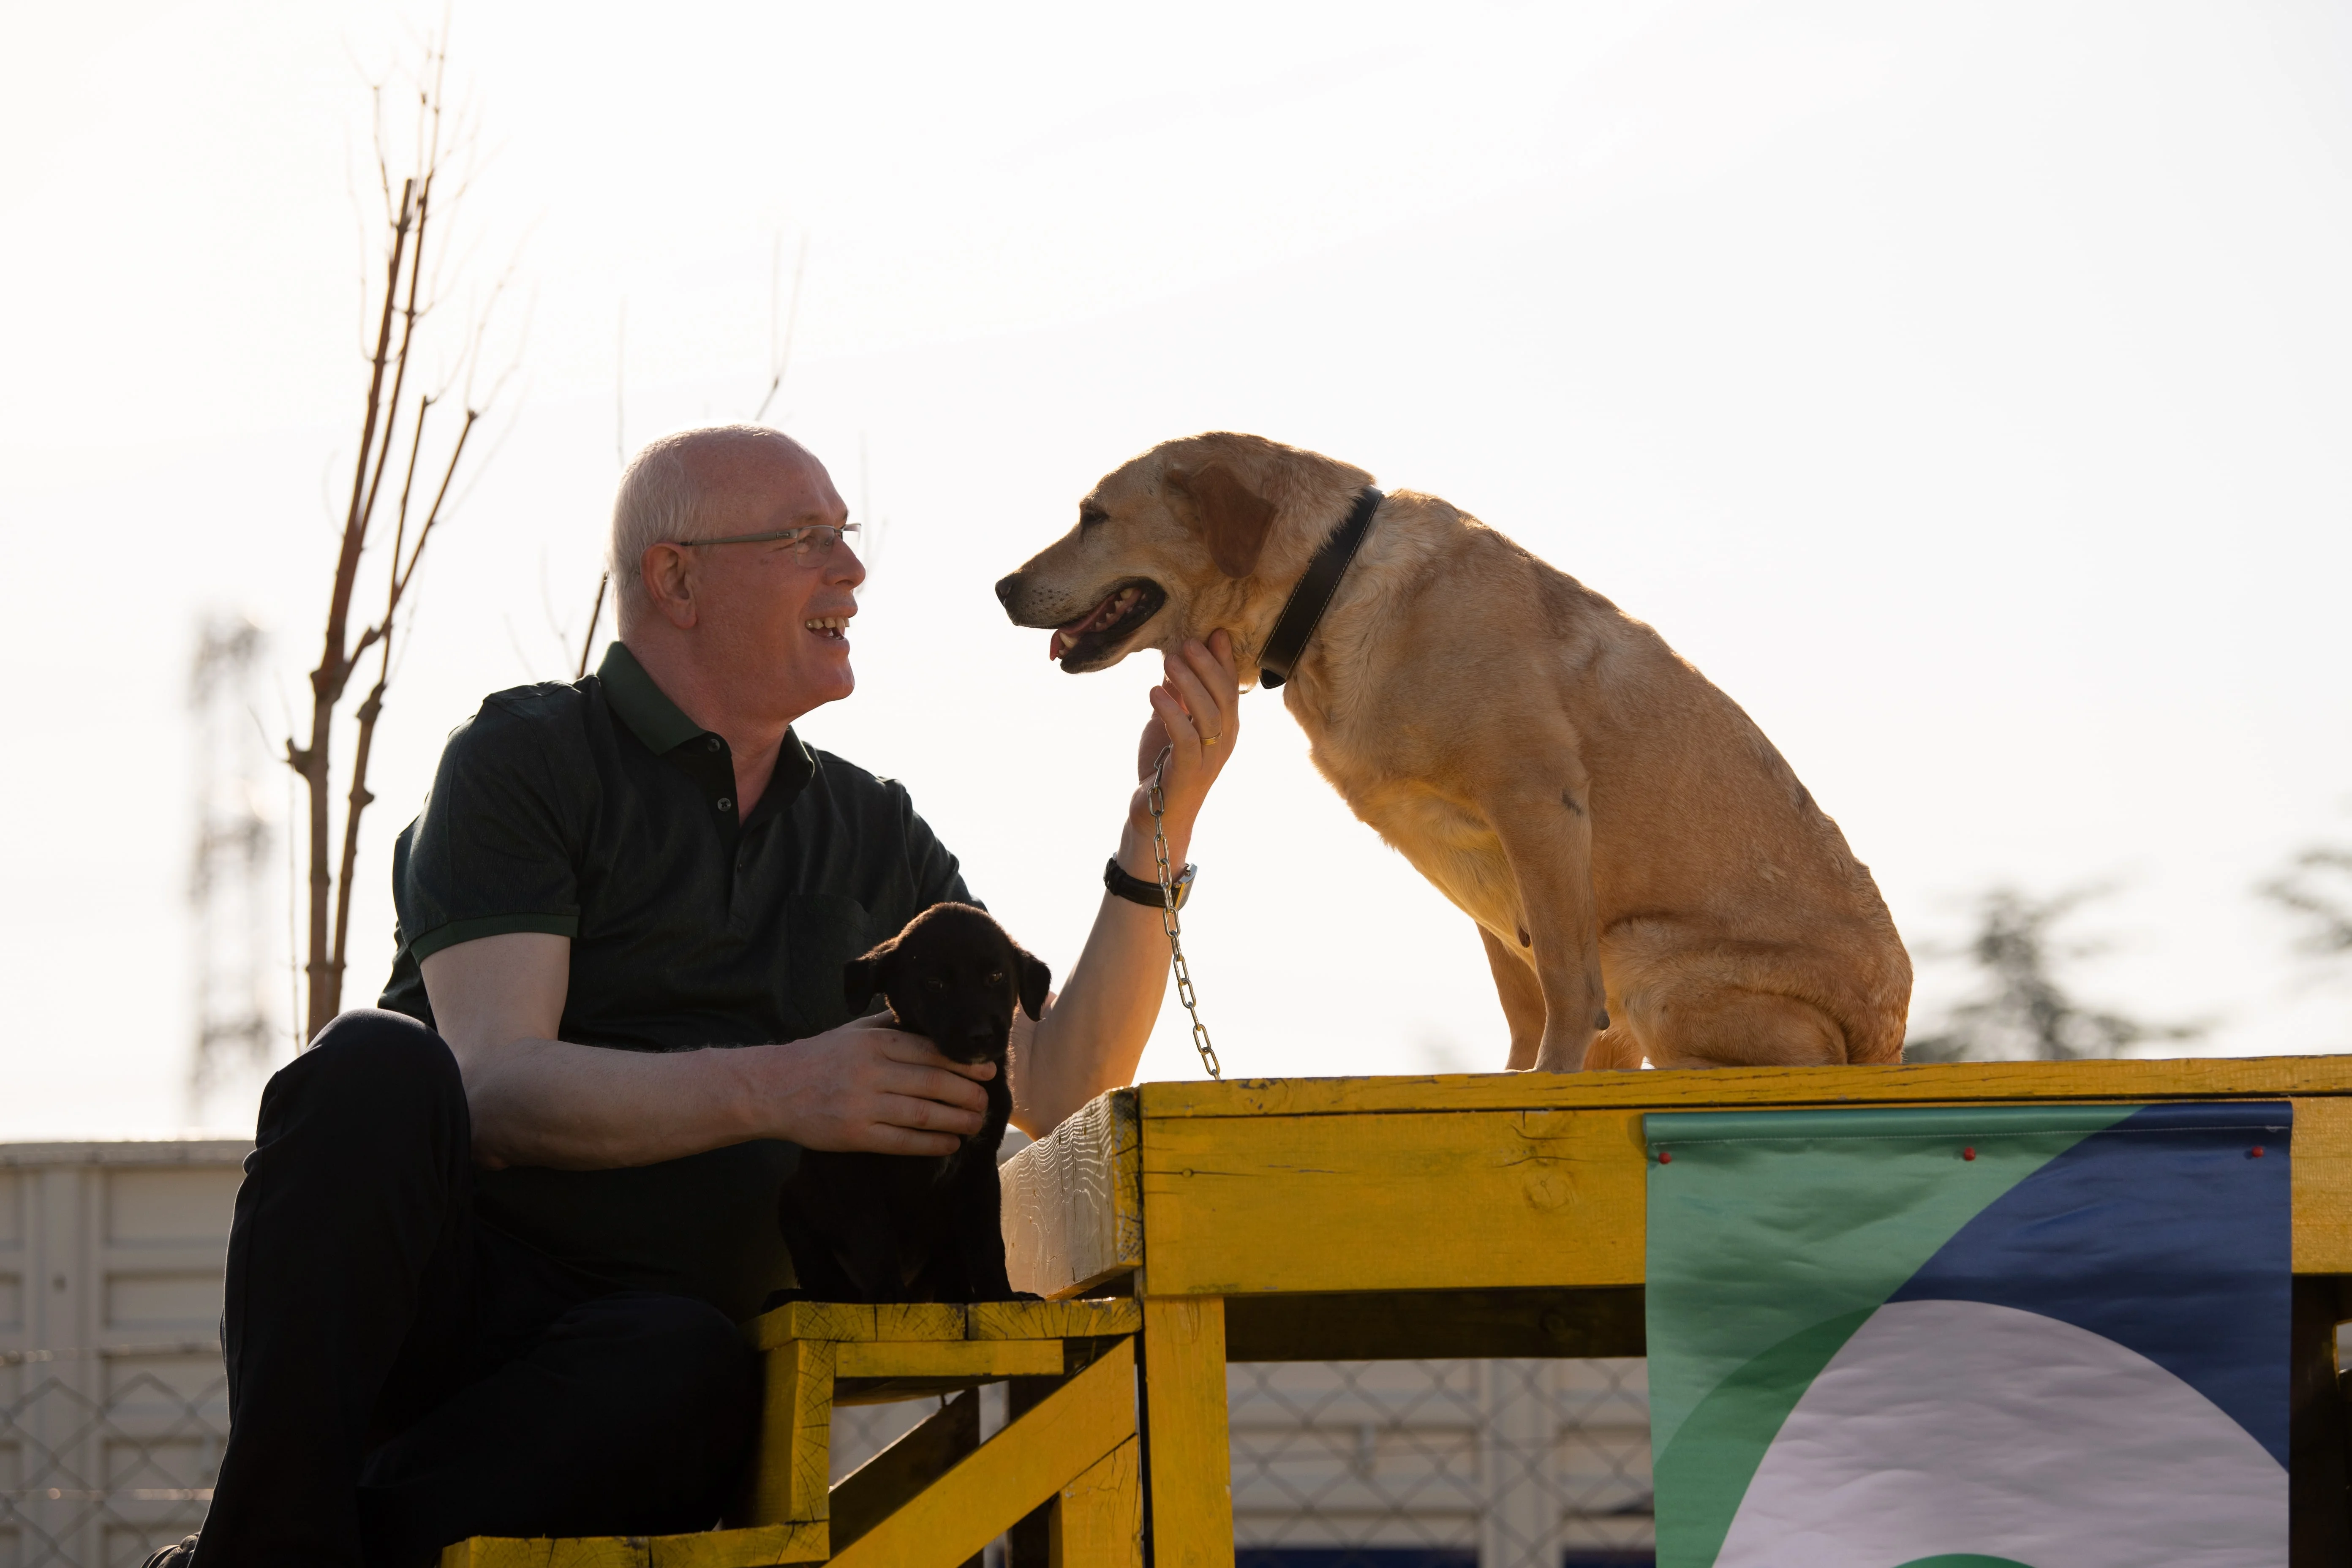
765, 1013, 994, 1156
426, 932, 995, 1170
1124, 630, 1242, 866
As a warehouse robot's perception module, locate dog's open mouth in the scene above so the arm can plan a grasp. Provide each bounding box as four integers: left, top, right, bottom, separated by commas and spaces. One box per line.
1048, 579, 1165, 669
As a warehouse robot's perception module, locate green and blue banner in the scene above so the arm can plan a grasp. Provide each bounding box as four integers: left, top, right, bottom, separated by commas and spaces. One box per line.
1644, 1102, 2292, 1568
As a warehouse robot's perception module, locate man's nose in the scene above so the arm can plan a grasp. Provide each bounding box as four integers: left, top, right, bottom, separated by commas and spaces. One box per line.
830, 536, 868, 588
993, 573, 1019, 609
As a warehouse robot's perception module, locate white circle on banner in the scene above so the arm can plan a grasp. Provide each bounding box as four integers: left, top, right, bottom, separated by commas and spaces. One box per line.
1713, 1297, 2285, 1568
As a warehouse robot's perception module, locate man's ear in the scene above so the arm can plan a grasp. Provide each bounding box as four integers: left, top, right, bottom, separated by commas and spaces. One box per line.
1015, 948, 1054, 1021
1168, 463, 1277, 577
639, 543, 700, 630
842, 942, 896, 1013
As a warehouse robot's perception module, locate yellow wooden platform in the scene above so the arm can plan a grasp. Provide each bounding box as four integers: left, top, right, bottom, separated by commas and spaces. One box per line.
1003, 1056, 2352, 1302
451, 1056, 2352, 1568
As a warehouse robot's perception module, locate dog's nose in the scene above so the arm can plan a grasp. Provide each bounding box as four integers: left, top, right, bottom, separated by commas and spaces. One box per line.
993, 574, 1020, 610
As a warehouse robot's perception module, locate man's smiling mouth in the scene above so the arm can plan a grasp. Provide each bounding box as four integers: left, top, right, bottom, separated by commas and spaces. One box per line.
804, 615, 851, 641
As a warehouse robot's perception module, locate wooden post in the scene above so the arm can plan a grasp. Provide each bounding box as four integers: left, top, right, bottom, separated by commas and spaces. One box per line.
1140, 1297, 1232, 1568
2290, 1276, 2350, 1567
1006, 1375, 1063, 1568
1051, 1435, 1143, 1567
748, 1338, 835, 1526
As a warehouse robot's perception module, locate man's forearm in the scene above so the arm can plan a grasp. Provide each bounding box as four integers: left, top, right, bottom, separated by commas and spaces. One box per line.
463, 1037, 768, 1171
1013, 629, 1239, 1136
1014, 820, 1189, 1136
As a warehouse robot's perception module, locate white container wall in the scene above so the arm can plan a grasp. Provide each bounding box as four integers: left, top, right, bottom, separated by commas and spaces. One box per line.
0, 1142, 247, 1568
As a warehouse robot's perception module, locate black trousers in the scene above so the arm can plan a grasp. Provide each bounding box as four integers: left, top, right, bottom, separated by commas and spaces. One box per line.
193, 1011, 760, 1568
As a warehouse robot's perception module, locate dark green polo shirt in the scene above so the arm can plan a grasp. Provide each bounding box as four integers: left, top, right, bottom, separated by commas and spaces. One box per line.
380, 642, 971, 1320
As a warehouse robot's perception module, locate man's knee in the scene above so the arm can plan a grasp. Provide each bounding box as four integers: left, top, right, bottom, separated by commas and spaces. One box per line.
639, 1296, 757, 1407
259, 1009, 466, 1143
582, 1295, 758, 1439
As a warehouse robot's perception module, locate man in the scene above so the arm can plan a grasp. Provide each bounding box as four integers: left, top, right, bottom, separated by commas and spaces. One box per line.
180, 426, 1241, 1568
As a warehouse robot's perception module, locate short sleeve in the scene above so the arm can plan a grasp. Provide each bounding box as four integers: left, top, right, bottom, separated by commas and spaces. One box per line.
899, 790, 975, 911
392, 697, 590, 965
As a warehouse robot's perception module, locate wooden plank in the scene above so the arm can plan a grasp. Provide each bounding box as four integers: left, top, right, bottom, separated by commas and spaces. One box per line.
648, 1525, 831, 1568
745, 1302, 969, 1350
1005, 1374, 1069, 1565
1134, 1056, 2352, 1119
829, 1338, 1138, 1568
2298, 1098, 2352, 1274
1003, 1090, 1142, 1299
440, 1538, 637, 1568
967, 1298, 1142, 1340
1224, 1287, 1646, 1361
836, 1377, 1011, 1407
872, 1304, 971, 1340
830, 1389, 979, 1557
1137, 1094, 2352, 1291
835, 1339, 1066, 1380
441, 1540, 634, 1568
439, 1527, 828, 1568
1050, 1435, 1143, 1568
746, 1301, 875, 1349
1141, 1110, 1646, 1296
746, 1338, 834, 1525
1140, 1298, 1232, 1568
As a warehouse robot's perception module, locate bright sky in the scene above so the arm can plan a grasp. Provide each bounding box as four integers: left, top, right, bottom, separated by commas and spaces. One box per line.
4, 0, 2349, 1136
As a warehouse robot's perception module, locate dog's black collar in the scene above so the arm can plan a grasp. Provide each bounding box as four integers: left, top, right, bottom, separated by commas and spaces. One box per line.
1258, 487, 1383, 690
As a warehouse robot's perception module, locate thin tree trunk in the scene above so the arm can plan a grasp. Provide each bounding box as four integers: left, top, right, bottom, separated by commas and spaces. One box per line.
296, 177, 414, 1039
289, 38, 509, 1045
328, 408, 476, 993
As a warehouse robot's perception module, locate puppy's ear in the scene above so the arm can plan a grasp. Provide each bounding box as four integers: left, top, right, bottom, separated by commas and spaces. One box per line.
1168, 463, 1277, 577
842, 941, 896, 1013
1015, 947, 1053, 1021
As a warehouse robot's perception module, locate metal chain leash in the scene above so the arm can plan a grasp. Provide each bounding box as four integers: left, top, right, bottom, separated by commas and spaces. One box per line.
1148, 746, 1220, 1079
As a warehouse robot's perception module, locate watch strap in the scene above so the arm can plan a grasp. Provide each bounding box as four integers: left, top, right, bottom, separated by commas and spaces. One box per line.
1105, 856, 1194, 911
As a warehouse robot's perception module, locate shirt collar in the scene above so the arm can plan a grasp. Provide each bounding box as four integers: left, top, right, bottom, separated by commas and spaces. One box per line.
595, 640, 819, 808
597, 641, 705, 754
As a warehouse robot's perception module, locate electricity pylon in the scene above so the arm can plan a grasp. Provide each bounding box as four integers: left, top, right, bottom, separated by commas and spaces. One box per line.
188, 616, 277, 1123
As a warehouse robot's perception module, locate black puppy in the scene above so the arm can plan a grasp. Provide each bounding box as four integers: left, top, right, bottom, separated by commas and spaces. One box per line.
776, 903, 1050, 1303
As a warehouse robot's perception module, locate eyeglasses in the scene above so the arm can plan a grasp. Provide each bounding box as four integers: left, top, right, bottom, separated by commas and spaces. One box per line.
677, 523, 860, 563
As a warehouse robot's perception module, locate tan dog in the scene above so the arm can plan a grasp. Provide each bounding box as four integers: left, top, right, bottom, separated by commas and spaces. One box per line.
995, 432, 1911, 1071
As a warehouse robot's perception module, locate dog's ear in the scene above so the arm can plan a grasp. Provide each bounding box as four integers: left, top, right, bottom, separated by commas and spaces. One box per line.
1168, 463, 1277, 577
842, 940, 897, 1013
1014, 946, 1053, 1021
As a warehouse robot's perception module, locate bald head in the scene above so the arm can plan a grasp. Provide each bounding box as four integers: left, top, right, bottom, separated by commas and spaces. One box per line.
610, 425, 826, 631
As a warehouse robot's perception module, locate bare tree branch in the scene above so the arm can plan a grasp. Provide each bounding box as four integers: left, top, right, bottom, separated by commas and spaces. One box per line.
751, 233, 808, 424
289, 29, 514, 1039
291, 172, 411, 1031
576, 572, 609, 680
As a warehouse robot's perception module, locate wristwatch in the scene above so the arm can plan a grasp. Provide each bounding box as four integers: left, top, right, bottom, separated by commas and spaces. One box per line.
1104, 856, 1195, 911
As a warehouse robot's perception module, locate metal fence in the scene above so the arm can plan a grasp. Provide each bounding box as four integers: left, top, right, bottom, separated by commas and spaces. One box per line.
833, 1357, 1655, 1568
0, 1345, 228, 1568
1, 1144, 249, 1568
2, 1349, 1649, 1568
